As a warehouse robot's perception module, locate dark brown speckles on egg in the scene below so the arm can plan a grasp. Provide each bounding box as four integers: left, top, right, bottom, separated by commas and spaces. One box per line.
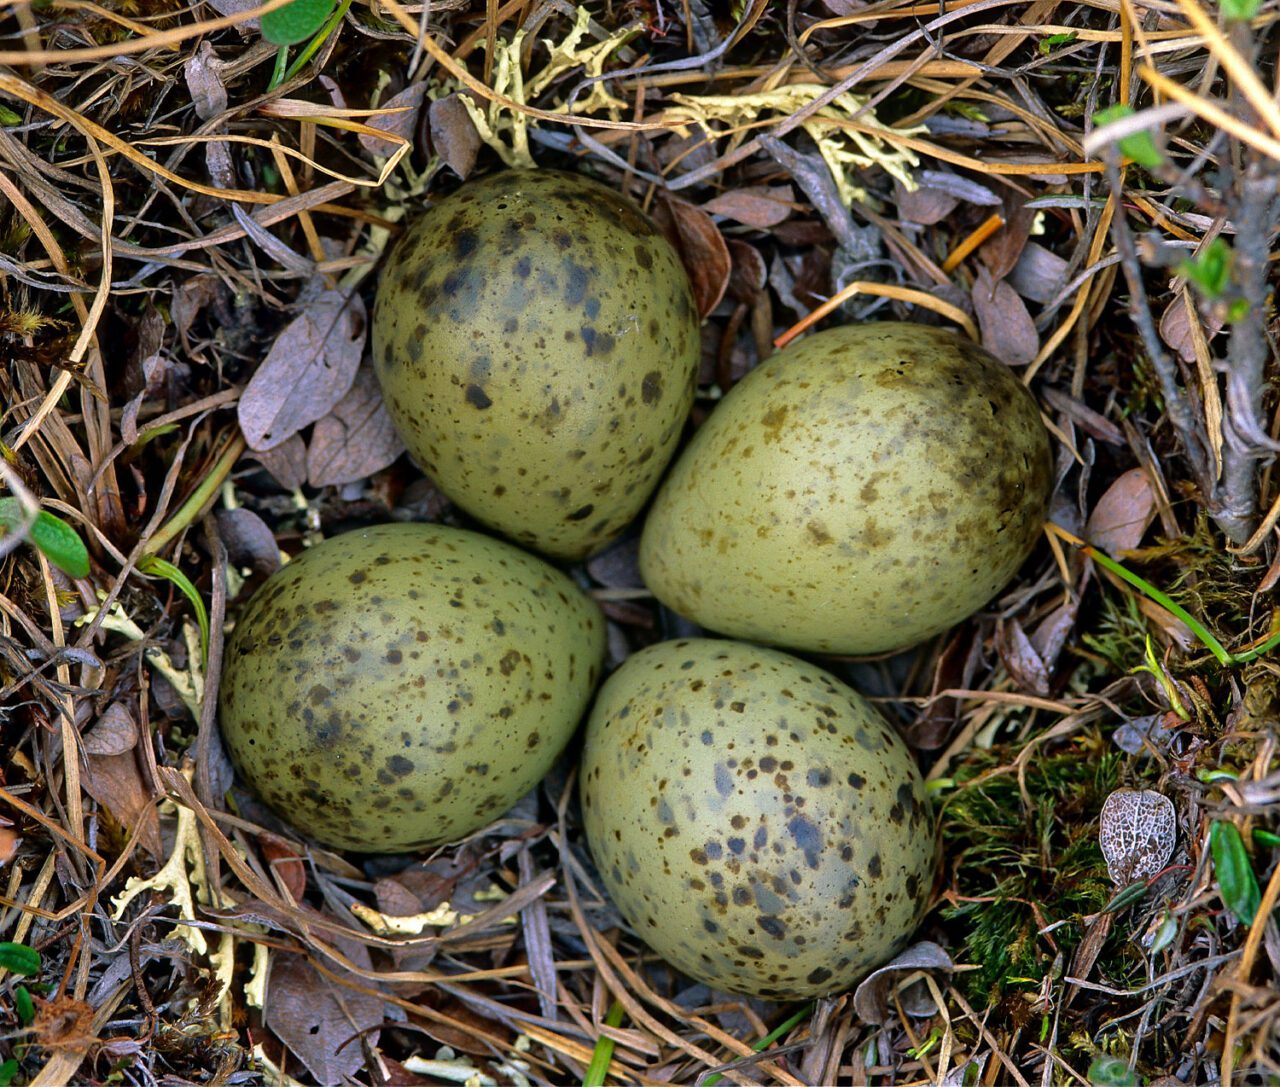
580, 638, 936, 1001
639, 322, 1053, 654
218, 523, 605, 854
371, 169, 700, 560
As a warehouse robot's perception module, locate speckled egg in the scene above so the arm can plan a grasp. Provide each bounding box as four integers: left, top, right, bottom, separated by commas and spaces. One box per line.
580, 638, 935, 1000
218, 523, 605, 853
372, 169, 700, 560
639, 322, 1053, 654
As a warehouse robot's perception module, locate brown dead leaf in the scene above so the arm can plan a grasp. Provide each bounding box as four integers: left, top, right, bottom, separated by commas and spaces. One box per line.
0, 825, 19, 867
266, 949, 383, 1084
359, 82, 429, 157
81, 701, 138, 757
1042, 387, 1125, 446
306, 368, 405, 488
184, 41, 227, 121
972, 267, 1038, 367
1158, 293, 1224, 363
408, 995, 512, 1056
259, 832, 307, 902
586, 537, 643, 589
254, 434, 308, 490
654, 194, 730, 318
893, 179, 958, 225
852, 941, 954, 1024
429, 94, 481, 179
239, 283, 366, 451
374, 876, 426, 918
81, 751, 161, 856
977, 192, 1034, 282
995, 618, 1050, 695
726, 239, 767, 304
701, 184, 795, 229
1008, 241, 1069, 305
172, 273, 222, 349
907, 627, 978, 750
1086, 467, 1156, 555
183, 41, 234, 189
1030, 599, 1079, 673
121, 307, 171, 444
204, 0, 259, 27
216, 507, 282, 576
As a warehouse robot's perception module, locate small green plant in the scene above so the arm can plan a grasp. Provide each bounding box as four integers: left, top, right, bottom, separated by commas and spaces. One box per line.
1210, 820, 1262, 925
261, 0, 333, 45
1093, 104, 1164, 169
1220, 0, 1262, 21
0, 940, 41, 976
1180, 237, 1232, 299
582, 1001, 625, 1087
0, 497, 90, 578
1088, 1055, 1138, 1086
1039, 31, 1078, 54
940, 747, 1119, 999
136, 554, 210, 667
262, 0, 353, 90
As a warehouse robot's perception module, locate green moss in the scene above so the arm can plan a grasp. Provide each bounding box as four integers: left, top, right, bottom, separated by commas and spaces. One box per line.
937, 742, 1121, 1001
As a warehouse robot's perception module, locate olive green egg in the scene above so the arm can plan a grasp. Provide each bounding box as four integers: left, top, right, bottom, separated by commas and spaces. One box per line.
218, 523, 605, 853
371, 169, 700, 560
639, 322, 1053, 654
580, 638, 935, 1000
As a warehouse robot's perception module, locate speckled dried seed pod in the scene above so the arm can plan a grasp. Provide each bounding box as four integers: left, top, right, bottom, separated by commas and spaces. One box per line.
1099, 788, 1176, 885
372, 169, 700, 560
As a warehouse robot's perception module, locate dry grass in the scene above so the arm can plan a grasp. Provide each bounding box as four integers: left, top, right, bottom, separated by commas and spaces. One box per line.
1, 0, 1279, 1082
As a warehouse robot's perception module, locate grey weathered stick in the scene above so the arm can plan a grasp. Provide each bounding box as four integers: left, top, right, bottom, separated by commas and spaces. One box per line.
1104, 159, 1215, 498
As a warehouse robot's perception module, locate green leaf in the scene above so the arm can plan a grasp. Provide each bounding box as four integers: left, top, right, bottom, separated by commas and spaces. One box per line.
1039, 31, 1077, 54
0, 106, 21, 126
1088, 1056, 1136, 1086
0, 498, 90, 578
1118, 129, 1164, 169
1092, 104, 1163, 168
1181, 237, 1233, 300
1221, 0, 1261, 19
1092, 104, 1132, 127
1253, 828, 1280, 848
1211, 820, 1262, 925
136, 555, 210, 667
0, 941, 42, 976
582, 1001, 625, 1087
0, 1058, 18, 1087
703, 1004, 813, 1087
14, 984, 35, 1026
261, 0, 336, 45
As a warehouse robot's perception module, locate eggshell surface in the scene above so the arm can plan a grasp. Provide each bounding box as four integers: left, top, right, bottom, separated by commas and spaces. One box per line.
639, 322, 1053, 654
580, 638, 935, 999
219, 523, 605, 853
372, 169, 700, 560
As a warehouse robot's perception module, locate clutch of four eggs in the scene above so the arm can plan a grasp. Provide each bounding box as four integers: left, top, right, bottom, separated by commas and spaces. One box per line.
219, 169, 1051, 995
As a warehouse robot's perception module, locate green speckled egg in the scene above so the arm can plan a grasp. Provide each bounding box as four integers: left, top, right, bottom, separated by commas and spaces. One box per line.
218, 523, 605, 853
580, 638, 935, 999
639, 323, 1053, 654
372, 169, 700, 560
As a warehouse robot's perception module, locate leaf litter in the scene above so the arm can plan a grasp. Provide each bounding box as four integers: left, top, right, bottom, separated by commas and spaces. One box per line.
1, 0, 1279, 1083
